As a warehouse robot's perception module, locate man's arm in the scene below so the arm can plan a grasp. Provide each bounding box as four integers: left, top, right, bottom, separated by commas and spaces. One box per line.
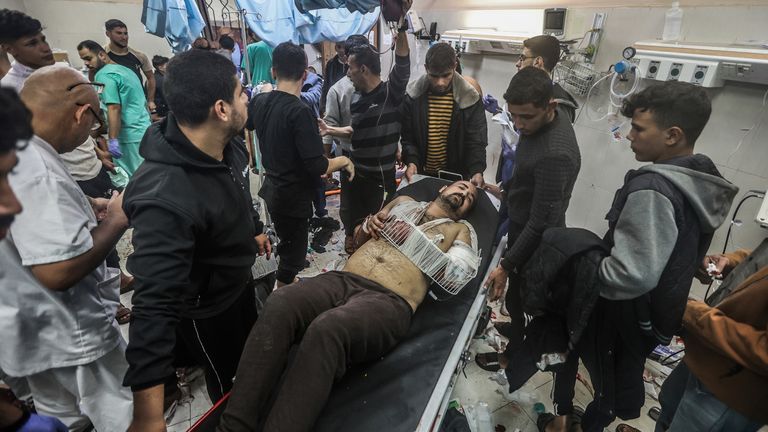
31, 193, 127, 291
294, 108, 354, 179
300, 73, 323, 114
137, 51, 157, 111
144, 72, 156, 111
318, 118, 352, 139
598, 190, 678, 299
684, 299, 768, 375
107, 104, 122, 140
387, 29, 411, 98
124, 203, 197, 432
322, 85, 343, 156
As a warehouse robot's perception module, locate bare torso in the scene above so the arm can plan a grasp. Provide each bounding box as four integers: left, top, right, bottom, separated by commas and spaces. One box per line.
344, 211, 470, 311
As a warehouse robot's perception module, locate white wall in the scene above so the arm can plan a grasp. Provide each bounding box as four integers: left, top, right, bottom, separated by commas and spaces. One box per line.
416, 5, 768, 295
0, 0, 173, 68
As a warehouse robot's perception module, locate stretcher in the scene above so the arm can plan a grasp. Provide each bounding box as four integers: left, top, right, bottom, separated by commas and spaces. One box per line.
189, 176, 501, 432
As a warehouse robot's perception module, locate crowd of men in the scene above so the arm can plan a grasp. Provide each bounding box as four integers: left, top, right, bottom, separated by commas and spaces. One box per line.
0, 3, 766, 432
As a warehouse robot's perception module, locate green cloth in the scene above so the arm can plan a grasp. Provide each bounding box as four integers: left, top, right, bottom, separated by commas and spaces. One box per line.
95, 64, 151, 145
242, 41, 274, 84
114, 141, 144, 178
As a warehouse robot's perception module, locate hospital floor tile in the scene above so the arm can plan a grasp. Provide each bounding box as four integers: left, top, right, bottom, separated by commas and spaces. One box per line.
167, 420, 191, 432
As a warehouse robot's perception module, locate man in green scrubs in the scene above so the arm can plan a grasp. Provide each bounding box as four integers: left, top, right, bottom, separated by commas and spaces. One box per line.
77, 39, 151, 177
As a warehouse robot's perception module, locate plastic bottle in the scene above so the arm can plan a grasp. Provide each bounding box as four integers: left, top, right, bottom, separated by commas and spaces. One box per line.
662, 1, 683, 41
475, 401, 493, 432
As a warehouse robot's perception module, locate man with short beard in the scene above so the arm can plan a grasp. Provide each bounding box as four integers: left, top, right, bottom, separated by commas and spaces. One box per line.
122, 50, 271, 432
103, 19, 156, 113
77, 39, 151, 177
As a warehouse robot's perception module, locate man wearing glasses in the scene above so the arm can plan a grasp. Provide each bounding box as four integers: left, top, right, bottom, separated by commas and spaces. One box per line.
78, 39, 151, 178
3, 64, 133, 431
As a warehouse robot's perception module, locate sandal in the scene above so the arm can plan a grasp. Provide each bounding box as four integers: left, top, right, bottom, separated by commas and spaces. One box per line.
116, 303, 132, 325
616, 424, 642, 432
475, 352, 502, 372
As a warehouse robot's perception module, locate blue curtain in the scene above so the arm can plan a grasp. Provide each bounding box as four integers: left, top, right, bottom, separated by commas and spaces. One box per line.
142, 0, 206, 53
236, 0, 380, 46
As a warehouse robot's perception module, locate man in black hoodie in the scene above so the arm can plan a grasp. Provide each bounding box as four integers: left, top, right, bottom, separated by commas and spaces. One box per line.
122, 50, 271, 432
556, 82, 737, 432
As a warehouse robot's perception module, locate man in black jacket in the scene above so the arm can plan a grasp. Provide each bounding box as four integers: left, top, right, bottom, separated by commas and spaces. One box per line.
401, 42, 488, 186
480, 67, 581, 379
122, 50, 271, 432
319, 41, 348, 114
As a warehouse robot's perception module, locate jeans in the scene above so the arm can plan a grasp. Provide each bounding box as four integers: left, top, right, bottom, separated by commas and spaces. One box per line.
656, 363, 762, 432
218, 271, 412, 432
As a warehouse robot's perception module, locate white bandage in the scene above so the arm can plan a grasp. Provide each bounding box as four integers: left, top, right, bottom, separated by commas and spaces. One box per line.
379, 211, 481, 295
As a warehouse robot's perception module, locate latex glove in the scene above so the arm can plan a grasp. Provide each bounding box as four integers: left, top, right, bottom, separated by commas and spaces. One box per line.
107, 138, 122, 159
483, 94, 501, 114
19, 413, 68, 431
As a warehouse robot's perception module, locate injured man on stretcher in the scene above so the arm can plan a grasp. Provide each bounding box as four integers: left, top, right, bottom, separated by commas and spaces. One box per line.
216, 180, 481, 432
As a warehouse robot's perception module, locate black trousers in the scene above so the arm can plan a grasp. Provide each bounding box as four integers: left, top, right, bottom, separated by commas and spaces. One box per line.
218, 271, 412, 432
177, 286, 257, 403
77, 164, 119, 198
272, 214, 310, 284
340, 169, 395, 236
503, 271, 579, 417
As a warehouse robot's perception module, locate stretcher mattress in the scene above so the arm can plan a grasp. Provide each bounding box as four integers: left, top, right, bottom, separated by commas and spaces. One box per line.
189, 177, 498, 432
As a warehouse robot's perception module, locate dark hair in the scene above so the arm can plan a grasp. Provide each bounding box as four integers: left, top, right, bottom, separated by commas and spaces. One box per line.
523, 35, 561, 72
192, 37, 211, 50
503, 67, 554, 108
455, 57, 463, 74
76, 39, 105, 54
0, 88, 33, 154
105, 19, 126, 31
344, 34, 369, 55
164, 50, 237, 126
425, 42, 457, 72
219, 35, 235, 50
0, 9, 43, 44
621, 81, 712, 146
347, 44, 381, 75
272, 42, 307, 81
152, 55, 169, 69
104, 18, 128, 31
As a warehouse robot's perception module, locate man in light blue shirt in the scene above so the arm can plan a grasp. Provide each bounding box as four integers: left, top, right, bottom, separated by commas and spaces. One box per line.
1, 65, 132, 431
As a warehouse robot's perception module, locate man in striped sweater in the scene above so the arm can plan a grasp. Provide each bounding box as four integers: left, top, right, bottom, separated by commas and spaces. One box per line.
319, 4, 411, 252
400, 42, 488, 187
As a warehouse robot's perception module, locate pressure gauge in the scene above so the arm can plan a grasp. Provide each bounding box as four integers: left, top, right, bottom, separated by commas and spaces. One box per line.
622, 46, 637, 60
